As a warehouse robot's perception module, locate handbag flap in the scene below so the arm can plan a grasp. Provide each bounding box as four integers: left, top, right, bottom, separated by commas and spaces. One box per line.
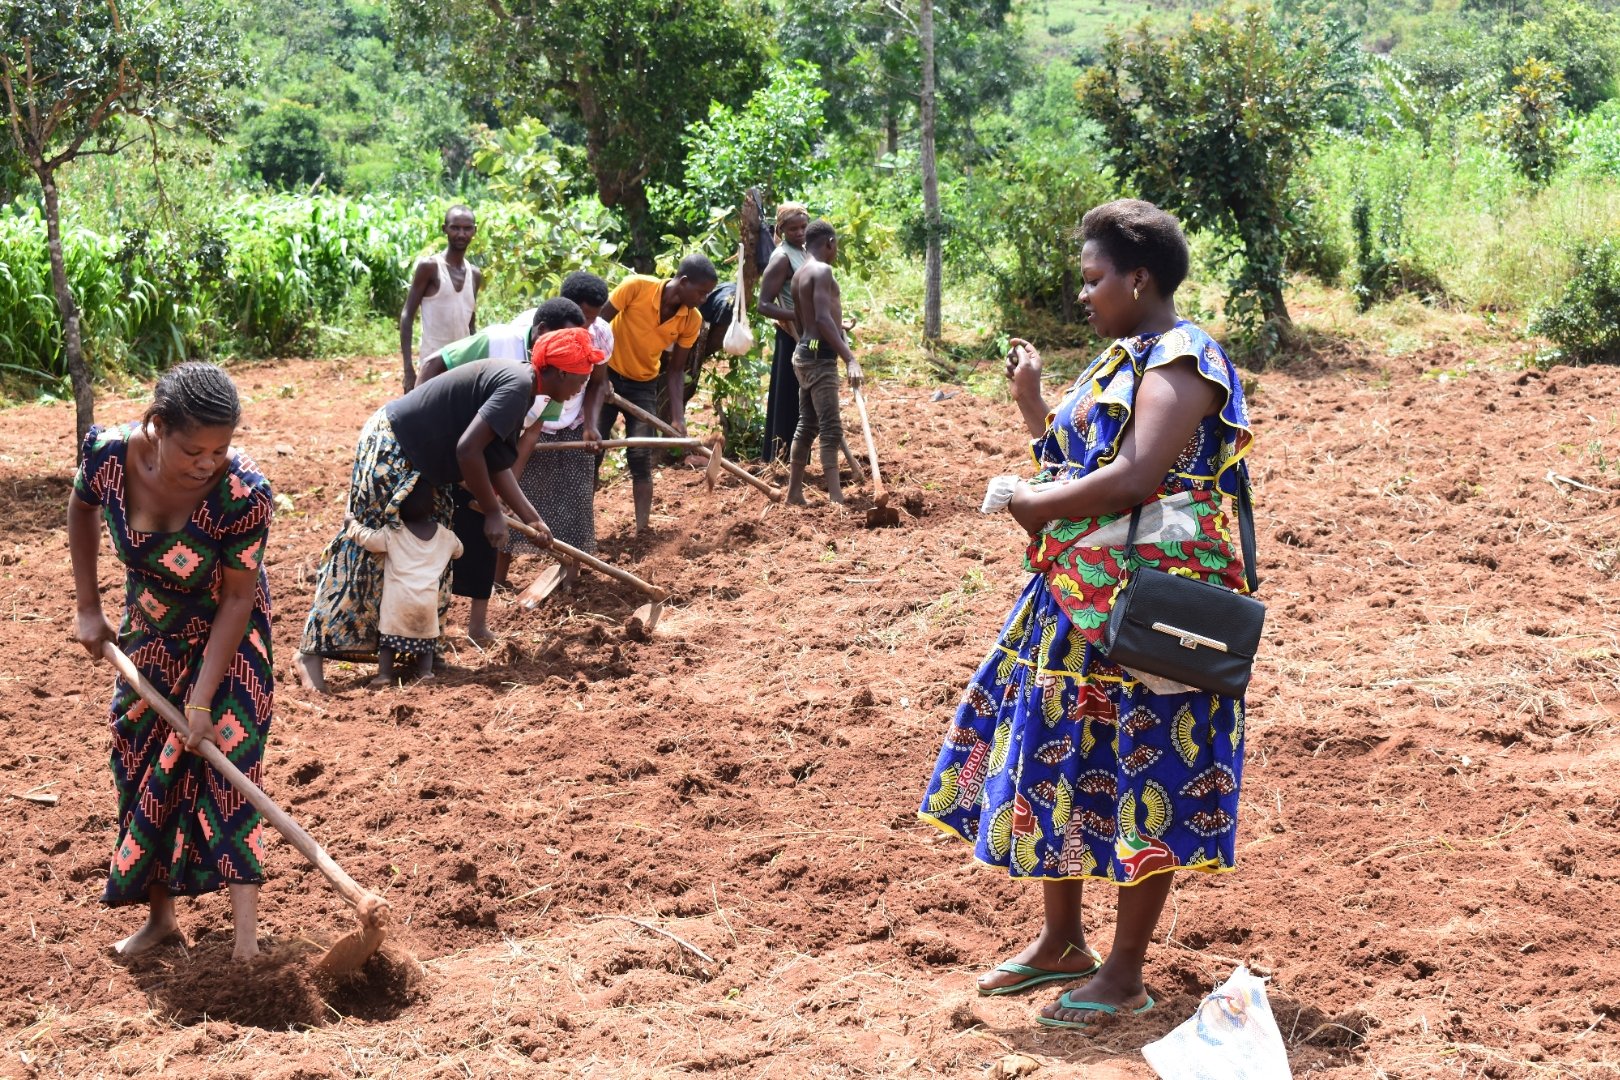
1113, 569, 1264, 662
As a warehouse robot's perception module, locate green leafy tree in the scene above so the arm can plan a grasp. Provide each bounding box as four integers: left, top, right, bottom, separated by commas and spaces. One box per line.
1504, 0, 1617, 114
392, 0, 767, 266
0, 0, 251, 443
1488, 57, 1569, 185
469, 118, 625, 296
780, 0, 1022, 156
1077, 4, 1352, 336
653, 61, 831, 231
241, 100, 340, 190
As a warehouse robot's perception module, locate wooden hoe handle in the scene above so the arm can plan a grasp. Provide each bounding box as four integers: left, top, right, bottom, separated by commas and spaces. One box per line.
852, 386, 886, 501
101, 642, 387, 925
607, 392, 783, 502
533, 437, 702, 452
485, 508, 668, 602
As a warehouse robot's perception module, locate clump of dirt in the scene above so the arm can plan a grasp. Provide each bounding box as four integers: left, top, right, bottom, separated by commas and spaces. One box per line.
131, 939, 329, 1028
316, 944, 426, 1022
125, 936, 424, 1030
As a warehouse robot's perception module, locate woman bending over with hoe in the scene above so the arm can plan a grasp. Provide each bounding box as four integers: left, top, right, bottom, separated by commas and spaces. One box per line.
295, 349, 591, 693
69, 363, 276, 961
918, 200, 1255, 1029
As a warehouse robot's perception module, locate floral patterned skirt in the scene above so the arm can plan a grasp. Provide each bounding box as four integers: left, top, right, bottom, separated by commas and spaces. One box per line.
918, 565, 1246, 884
299, 409, 453, 662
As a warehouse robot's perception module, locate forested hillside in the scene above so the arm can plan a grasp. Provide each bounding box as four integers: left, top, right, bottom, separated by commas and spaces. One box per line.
2, 0, 1618, 425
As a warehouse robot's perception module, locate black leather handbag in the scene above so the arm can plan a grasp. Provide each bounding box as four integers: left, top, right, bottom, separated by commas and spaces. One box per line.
1101, 469, 1264, 697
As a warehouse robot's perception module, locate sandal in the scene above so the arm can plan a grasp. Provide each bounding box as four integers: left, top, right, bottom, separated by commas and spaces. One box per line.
978, 946, 1103, 997
1035, 990, 1155, 1029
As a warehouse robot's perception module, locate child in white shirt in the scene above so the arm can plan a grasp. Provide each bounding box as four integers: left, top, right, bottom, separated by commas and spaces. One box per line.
347, 480, 463, 687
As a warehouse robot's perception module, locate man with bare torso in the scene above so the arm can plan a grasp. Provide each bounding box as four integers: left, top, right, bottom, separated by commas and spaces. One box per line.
400, 205, 482, 392
786, 220, 863, 505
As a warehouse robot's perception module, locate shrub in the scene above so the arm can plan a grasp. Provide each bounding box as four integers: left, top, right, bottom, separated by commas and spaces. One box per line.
1531, 238, 1620, 364
242, 101, 342, 191
1486, 58, 1569, 186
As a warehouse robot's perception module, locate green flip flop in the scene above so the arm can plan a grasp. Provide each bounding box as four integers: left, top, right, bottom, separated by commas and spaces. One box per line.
1035, 990, 1155, 1029
977, 948, 1103, 997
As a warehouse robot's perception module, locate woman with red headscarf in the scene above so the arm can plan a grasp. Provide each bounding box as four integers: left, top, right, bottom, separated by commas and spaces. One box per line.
295, 349, 591, 693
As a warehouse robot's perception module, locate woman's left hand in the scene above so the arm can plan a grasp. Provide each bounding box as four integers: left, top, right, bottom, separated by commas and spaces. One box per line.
183, 703, 220, 752
1007, 482, 1047, 536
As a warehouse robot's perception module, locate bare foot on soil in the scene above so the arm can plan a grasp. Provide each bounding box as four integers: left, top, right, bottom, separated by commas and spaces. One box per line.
233, 937, 261, 962
113, 913, 183, 958
786, 491, 808, 506
976, 937, 1100, 994
367, 675, 394, 690
293, 652, 328, 695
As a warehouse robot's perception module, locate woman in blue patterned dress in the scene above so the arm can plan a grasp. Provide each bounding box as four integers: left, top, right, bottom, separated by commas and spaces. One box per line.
68, 363, 276, 961
918, 201, 1255, 1029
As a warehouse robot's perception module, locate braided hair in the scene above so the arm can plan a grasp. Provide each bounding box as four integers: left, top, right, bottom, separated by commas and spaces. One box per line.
145, 362, 242, 433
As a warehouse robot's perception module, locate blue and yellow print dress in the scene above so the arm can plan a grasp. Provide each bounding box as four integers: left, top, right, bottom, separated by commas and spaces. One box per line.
919, 322, 1254, 884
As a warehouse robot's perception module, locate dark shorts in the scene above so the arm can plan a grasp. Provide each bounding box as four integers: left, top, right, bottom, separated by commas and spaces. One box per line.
379, 633, 435, 657
598, 369, 661, 482
450, 485, 498, 600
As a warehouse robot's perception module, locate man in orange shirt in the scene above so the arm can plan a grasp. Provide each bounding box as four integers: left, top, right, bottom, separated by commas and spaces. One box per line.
597, 255, 718, 536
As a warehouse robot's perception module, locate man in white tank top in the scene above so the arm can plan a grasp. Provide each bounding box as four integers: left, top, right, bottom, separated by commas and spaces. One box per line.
400, 205, 482, 391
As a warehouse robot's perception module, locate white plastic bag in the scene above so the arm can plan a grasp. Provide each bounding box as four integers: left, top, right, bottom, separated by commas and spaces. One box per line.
1141, 966, 1292, 1080
723, 242, 755, 355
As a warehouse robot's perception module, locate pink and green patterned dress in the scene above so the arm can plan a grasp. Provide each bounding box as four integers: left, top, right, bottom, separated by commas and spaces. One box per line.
919, 322, 1254, 884
75, 424, 275, 906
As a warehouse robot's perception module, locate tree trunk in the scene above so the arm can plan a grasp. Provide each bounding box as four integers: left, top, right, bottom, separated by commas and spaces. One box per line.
919, 0, 942, 342
1261, 282, 1292, 328
41, 172, 93, 450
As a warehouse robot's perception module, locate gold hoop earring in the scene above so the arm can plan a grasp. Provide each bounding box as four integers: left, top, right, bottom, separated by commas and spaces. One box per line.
1133, 286, 1140, 301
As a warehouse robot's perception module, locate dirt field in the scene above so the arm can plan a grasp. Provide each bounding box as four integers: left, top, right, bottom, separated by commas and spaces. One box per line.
1, 340, 1618, 1079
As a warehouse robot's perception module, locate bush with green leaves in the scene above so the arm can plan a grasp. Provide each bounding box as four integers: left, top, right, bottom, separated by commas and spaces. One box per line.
1569, 100, 1620, 178
651, 61, 832, 232
469, 120, 627, 304
1503, 0, 1618, 115
1487, 58, 1569, 186
1531, 238, 1620, 364
241, 101, 342, 191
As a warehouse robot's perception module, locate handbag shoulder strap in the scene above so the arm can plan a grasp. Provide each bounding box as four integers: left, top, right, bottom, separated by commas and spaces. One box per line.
1119, 468, 1260, 595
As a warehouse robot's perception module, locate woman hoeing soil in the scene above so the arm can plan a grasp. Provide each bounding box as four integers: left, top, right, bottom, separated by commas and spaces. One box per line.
69, 363, 277, 961
295, 346, 591, 693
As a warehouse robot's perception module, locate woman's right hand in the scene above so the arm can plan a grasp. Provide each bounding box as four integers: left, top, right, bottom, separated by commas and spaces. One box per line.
1005, 338, 1043, 399
75, 608, 117, 659
483, 510, 511, 550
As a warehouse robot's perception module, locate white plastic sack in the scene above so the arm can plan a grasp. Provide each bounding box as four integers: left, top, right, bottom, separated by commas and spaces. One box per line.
1142, 966, 1292, 1080
723, 241, 755, 355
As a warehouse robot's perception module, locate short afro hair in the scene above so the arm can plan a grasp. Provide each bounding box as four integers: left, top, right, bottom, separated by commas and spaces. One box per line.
676, 253, 718, 285
1079, 199, 1190, 298
559, 271, 609, 309
532, 297, 585, 332
804, 219, 837, 249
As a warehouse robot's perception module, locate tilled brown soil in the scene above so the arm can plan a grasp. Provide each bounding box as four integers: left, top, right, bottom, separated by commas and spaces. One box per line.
1, 343, 1617, 1078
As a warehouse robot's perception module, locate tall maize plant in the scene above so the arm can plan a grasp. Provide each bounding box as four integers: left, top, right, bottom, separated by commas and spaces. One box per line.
0, 0, 250, 444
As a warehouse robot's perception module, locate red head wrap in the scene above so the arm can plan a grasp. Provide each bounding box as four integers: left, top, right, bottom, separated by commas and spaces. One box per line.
530, 326, 602, 378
